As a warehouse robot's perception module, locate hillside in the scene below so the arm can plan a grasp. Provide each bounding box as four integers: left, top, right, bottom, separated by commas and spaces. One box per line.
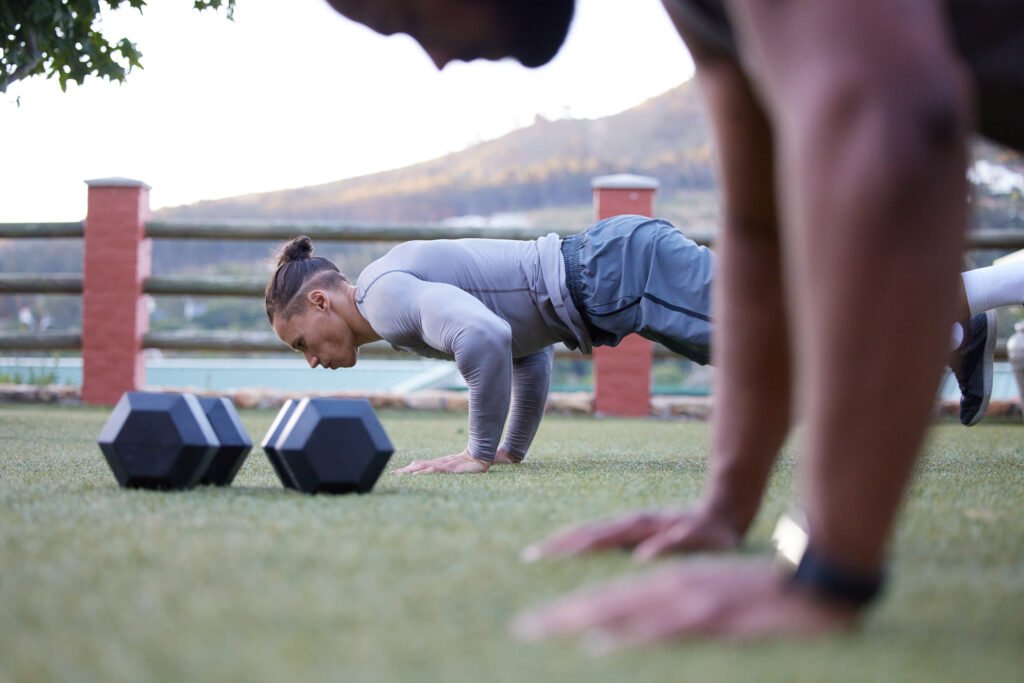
154, 79, 1024, 235
156, 82, 716, 223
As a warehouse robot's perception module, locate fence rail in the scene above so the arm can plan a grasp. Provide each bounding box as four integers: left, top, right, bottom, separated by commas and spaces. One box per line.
0, 222, 84, 238
3, 218, 1023, 249
0, 332, 81, 351
143, 276, 265, 297
0, 274, 83, 294
144, 219, 564, 242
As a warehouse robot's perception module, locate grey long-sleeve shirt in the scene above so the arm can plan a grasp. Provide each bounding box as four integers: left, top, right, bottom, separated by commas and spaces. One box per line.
354, 234, 590, 461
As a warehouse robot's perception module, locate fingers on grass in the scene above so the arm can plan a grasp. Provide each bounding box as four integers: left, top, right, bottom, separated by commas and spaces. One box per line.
395, 455, 488, 475
512, 565, 691, 641
520, 530, 608, 563
633, 517, 743, 561
521, 512, 675, 562
396, 454, 453, 474
633, 523, 699, 561
395, 460, 430, 475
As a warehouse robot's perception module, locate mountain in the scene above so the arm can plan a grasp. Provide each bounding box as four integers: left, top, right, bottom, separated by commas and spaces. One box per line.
156, 82, 717, 223
154, 80, 1024, 235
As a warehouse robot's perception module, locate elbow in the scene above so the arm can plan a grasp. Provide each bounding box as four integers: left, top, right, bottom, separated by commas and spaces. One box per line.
453, 320, 513, 381
463, 320, 513, 353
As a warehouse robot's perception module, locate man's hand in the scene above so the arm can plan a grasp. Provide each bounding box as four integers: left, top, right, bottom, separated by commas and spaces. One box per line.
395, 450, 491, 475
511, 559, 860, 650
520, 506, 742, 563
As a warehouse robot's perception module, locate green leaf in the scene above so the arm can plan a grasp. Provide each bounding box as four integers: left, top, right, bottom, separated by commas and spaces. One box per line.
1, 0, 235, 93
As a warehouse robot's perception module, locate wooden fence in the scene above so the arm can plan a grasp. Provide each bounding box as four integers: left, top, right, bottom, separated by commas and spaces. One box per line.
2, 176, 1022, 409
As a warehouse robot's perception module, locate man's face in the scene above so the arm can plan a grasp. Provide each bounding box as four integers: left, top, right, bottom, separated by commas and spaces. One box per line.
272, 296, 358, 370
325, 0, 574, 68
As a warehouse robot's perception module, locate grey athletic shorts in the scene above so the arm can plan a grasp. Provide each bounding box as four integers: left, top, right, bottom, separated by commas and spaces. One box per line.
561, 215, 714, 365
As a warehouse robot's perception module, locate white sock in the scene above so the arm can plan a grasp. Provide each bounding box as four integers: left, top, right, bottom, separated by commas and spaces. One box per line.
961, 261, 1024, 316
950, 322, 964, 351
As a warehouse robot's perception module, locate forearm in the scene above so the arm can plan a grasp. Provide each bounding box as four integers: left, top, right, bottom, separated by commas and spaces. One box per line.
798, 119, 967, 573
696, 52, 790, 538
500, 347, 554, 459
410, 285, 516, 463
705, 223, 790, 536
454, 328, 514, 462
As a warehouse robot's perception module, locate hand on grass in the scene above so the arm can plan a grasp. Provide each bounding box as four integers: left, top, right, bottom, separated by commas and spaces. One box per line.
395, 450, 490, 475
511, 559, 860, 650
520, 506, 742, 563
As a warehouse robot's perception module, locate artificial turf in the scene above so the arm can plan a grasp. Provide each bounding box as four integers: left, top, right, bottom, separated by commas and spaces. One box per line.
0, 403, 1021, 683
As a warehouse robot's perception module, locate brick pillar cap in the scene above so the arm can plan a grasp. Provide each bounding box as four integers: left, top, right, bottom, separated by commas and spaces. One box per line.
591, 174, 659, 191
85, 177, 151, 189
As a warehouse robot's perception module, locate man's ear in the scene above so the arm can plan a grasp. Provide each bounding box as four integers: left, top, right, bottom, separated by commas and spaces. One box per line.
307, 289, 329, 312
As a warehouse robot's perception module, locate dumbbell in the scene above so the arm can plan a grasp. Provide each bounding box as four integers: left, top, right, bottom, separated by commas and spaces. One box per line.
98, 392, 252, 490
261, 397, 394, 494
261, 398, 301, 490
197, 396, 253, 486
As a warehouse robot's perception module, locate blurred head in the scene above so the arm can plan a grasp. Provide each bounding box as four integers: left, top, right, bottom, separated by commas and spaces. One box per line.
324, 0, 575, 68
266, 236, 359, 369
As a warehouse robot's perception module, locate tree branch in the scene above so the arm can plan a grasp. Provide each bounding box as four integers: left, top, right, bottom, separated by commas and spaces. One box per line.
2, 29, 43, 93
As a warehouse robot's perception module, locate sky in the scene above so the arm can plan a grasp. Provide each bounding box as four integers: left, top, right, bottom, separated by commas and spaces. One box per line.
0, 0, 695, 222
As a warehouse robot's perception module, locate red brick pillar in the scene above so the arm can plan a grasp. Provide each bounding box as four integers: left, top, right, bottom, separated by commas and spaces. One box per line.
591, 174, 659, 416
82, 178, 151, 405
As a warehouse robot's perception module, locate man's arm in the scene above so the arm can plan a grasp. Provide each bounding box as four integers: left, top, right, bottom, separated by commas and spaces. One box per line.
377, 279, 514, 474
515, 0, 972, 644
522, 9, 786, 560
495, 346, 554, 463
725, 0, 971, 576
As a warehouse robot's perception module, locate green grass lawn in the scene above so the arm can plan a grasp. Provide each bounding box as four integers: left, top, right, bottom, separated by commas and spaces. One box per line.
1, 403, 1022, 683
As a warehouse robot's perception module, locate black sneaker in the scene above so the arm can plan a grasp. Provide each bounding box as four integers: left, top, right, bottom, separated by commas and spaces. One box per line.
949, 310, 997, 426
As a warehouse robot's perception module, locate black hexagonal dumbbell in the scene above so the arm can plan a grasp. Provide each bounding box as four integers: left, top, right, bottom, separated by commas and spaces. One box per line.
197, 396, 253, 486
263, 397, 394, 494
98, 391, 218, 490
261, 399, 301, 490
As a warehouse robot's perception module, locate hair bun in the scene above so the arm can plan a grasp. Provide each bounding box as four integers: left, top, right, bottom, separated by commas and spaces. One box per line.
278, 235, 314, 266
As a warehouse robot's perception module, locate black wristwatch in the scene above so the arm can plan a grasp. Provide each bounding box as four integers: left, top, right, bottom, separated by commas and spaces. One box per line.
773, 511, 885, 607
